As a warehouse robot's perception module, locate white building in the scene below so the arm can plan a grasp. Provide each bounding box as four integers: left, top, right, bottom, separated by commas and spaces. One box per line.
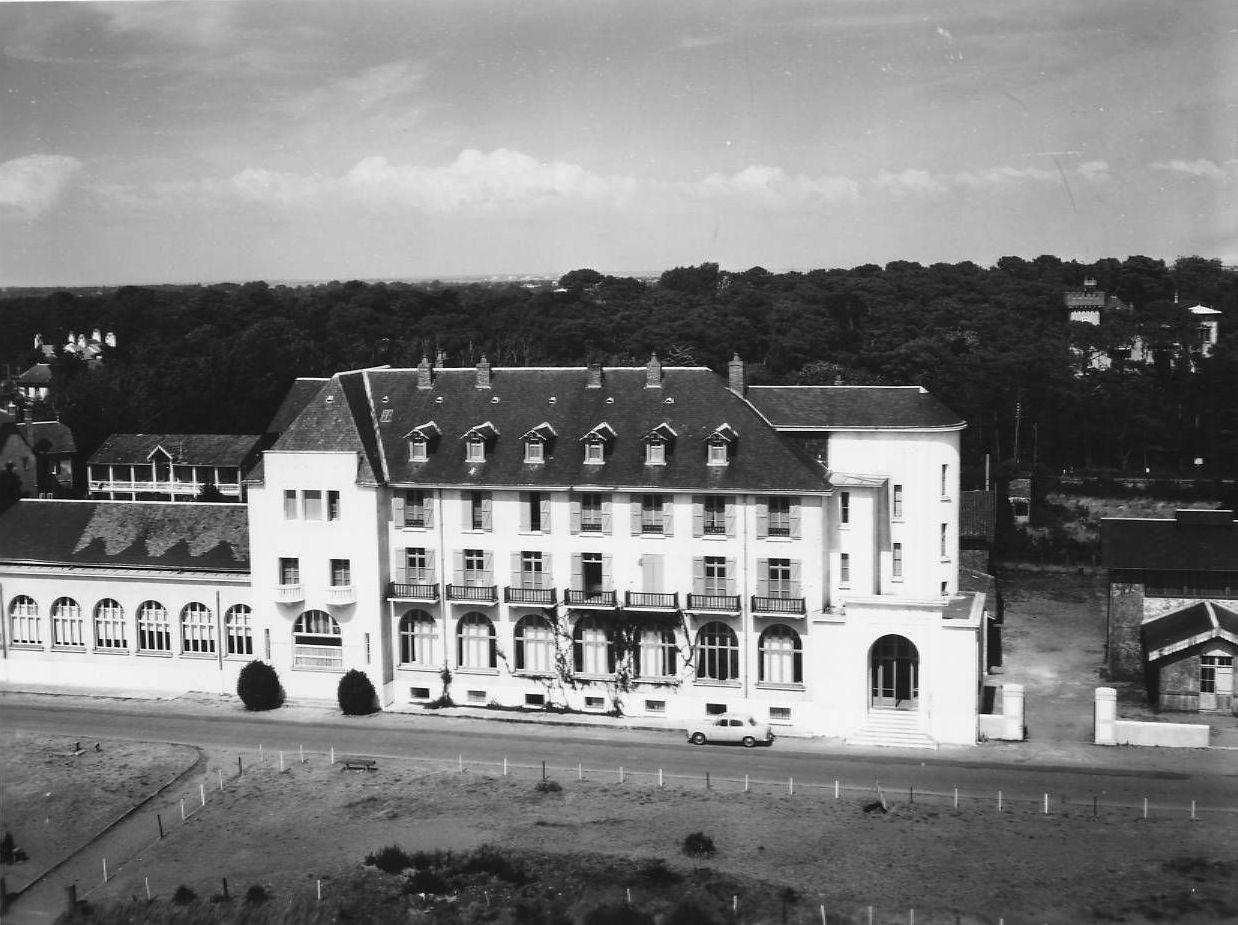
1, 358, 986, 746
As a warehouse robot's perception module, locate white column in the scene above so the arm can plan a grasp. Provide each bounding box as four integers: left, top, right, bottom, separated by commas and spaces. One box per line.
1002, 683, 1024, 741
1094, 686, 1117, 745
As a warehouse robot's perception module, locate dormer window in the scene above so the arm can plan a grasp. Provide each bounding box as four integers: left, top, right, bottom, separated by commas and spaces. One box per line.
405, 421, 440, 463
580, 422, 616, 465
461, 421, 499, 464
706, 423, 738, 467
707, 441, 728, 465
642, 422, 677, 467
584, 440, 605, 464
524, 441, 544, 464
410, 437, 428, 462
521, 422, 556, 465
466, 437, 486, 463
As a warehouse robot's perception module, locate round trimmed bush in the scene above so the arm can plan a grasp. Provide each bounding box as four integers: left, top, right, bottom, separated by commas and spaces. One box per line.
681, 832, 716, 858
236, 660, 284, 711
338, 668, 378, 715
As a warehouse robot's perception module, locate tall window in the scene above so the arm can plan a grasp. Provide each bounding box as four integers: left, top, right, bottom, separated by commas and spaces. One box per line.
527, 492, 543, 532
703, 496, 728, 535
1201, 655, 1233, 693
840, 491, 850, 525
515, 615, 554, 672
181, 602, 215, 654
404, 490, 430, 528
283, 489, 298, 519
941, 463, 949, 498
767, 497, 791, 536
462, 549, 489, 585
840, 553, 851, 586
330, 559, 352, 587
279, 557, 300, 585
468, 491, 492, 531
892, 484, 904, 519
767, 559, 793, 597
520, 551, 545, 588
293, 610, 342, 669
94, 599, 127, 649
406, 547, 432, 582
940, 523, 949, 558
574, 616, 615, 675
892, 543, 904, 579
50, 597, 85, 647
137, 601, 171, 652
327, 490, 341, 521
759, 624, 803, 685
695, 622, 739, 681
636, 627, 677, 678
641, 495, 665, 533
302, 490, 323, 520
398, 610, 435, 665
225, 605, 253, 656
8, 596, 41, 645
704, 556, 728, 595
580, 493, 603, 532
457, 612, 496, 668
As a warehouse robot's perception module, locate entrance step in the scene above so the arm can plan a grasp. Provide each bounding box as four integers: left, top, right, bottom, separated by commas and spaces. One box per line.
845, 710, 938, 749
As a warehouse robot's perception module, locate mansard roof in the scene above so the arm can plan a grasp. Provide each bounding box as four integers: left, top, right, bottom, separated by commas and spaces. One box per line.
0, 500, 249, 572
274, 366, 830, 493
745, 386, 965, 430
89, 433, 262, 467
1101, 510, 1238, 572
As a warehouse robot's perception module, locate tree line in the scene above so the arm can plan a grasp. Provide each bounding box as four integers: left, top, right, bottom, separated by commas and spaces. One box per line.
1, 254, 1235, 486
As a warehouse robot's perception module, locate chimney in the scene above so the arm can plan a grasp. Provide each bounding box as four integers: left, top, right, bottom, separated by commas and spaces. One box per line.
727, 354, 745, 395
586, 361, 603, 389
476, 355, 492, 389
417, 356, 433, 389
645, 352, 662, 389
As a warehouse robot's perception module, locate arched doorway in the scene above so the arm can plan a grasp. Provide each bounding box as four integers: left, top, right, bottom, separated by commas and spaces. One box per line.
870, 635, 919, 710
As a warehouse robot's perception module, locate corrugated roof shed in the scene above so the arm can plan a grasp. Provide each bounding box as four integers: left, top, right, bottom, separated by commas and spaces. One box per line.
746, 386, 965, 430
89, 434, 262, 467
0, 500, 249, 571
1101, 511, 1238, 571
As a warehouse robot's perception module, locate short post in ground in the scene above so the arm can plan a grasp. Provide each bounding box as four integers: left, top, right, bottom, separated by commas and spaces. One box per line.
200, 784, 205, 807
145, 876, 151, 900
102, 858, 107, 883
157, 813, 164, 840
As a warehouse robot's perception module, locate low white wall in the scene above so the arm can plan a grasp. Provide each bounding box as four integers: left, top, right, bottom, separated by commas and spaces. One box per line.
1113, 720, 1210, 748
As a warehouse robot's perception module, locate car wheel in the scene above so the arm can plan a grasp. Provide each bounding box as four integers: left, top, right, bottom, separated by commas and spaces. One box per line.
689, 732, 707, 745
742, 736, 757, 748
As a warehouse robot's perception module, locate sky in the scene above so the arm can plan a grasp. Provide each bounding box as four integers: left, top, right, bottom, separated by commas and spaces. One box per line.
0, 0, 1235, 286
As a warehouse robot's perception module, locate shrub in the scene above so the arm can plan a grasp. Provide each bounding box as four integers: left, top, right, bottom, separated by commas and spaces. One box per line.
405, 867, 450, 894
681, 832, 716, 858
171, 885, 197, 905
337, 669, 378, 716
244, 884, 269, 904
459, 845, 527, 884
639, 857, 681, 887
365, 845, 414, 874
534, 778, 562, 794
236, 660, 283, 711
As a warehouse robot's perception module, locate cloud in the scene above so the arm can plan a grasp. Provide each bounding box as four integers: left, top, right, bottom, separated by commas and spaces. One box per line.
0, 155, 83, 219
874, 169, 948, 198
1150, 158, 1237, 182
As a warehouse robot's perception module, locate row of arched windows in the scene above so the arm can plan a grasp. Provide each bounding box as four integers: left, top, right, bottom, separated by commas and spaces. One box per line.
7, 596, 253, 656
396, 612, 803, 684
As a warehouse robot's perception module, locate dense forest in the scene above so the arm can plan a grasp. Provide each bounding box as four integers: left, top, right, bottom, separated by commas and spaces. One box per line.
2, 255, 1236, 487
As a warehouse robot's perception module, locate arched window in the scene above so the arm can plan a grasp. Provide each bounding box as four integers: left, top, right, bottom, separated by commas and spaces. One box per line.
514, 614, 554, 673
8, 596, 41, 646
398, 610, 436, 665
137, 601, 171, 652
758, 624, 803, 685
573, 616, 615, 675
636, 627, 678, 679
456, 612, 495, 669
293, 610, 342, 669
225, 605, 253, 656
181, 602, 215, 654
50, 597, 85, 648
695, 621, 739, 681
94, 599, 127, 650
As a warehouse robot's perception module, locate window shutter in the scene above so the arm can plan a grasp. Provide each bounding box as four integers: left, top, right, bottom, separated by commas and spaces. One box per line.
692, 496, 704, 537
571, 553, 582, 590
643, 553, 663, 592
757, 558, 770, 597
607, 632, 617, 673
756, 500, 769, 539
542, 552, 553, 588
790, 500, 801, 539
630, 495, 643, 536
511, 551, 522, 588
462, 493, 471, 530
692, 557, 705, 595
601, 496, 613, 534
481, 495, 493, 530
570, 497, 582, 534
424, 493, 434, 528
726, 558, 737, 597
483, 550, 494, 583
725, 499, 736, 537
454, 550, 465, 585
519, 493, 530, 531
662, 497, 673, 536
426, 549, 436, 583
392, 494, 405, 525
790, 559, 802, 597
396, 550, 408, 585
602, 555, 613, 588
540, 495, 551, 531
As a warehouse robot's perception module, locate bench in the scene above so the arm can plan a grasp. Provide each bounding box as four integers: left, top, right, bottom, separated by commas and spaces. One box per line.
341, 757, 378, 772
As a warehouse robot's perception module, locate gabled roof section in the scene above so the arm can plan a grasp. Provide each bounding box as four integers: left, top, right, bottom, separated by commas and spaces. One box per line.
17, 363, 52, 386
270, 374, 380, 484
707, 423, 739, 443
1102, 510, 1237, 571
1143, 601, 1238, 661
462, 421, 499, 441
265, 378, 328, 437
644, 422, 678, 441
406, 421, 441, 440
523, 422, 557, 441
745, 385, 965, 431
18, 421, 76, 455
90, 434, 262, 467
0, 500, 249, 572
306, 366, 830, 492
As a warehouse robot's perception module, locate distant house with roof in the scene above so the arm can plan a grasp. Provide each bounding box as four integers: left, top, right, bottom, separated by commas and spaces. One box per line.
14, 363, 53, 404
87, 434, 263, 502
0, 422, 38, 500
18, 420, 78, 496
1102, 509, 1237, 714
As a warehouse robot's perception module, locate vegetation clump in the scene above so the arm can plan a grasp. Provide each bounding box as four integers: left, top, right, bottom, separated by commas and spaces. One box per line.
171, 885, 196, 905
236, 660, 283, 711
534, 778, 563, 794
365, 845, 415, 874
337, 668, 378, 716
681, 832, 716, 858
244, 884, 269, 904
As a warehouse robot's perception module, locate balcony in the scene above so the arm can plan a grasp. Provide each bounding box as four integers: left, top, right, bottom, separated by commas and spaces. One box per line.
625, 591, 679, 611
387, 582, 440, 602
327, 585, 356, 606
505, 586, 557, 605
446, 583, 498, 604
686, 593, 740, 613
751, 595, 806, 615
274, 583, 304, 604
565, 589, 618, 609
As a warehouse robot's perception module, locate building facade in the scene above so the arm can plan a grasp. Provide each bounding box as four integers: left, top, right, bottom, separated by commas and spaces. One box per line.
2, 360, 986, 745
88, 433, 263, 502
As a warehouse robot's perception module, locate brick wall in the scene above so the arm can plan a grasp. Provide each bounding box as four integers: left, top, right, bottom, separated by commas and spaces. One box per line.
1107, 581, 1145, 680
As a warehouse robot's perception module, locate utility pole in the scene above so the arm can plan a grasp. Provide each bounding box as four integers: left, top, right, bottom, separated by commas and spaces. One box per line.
1013, 401, 1022, 465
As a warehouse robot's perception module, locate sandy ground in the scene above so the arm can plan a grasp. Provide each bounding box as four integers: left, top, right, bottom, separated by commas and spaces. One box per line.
51, 746, 1238, 925
0, 733, 198, 893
